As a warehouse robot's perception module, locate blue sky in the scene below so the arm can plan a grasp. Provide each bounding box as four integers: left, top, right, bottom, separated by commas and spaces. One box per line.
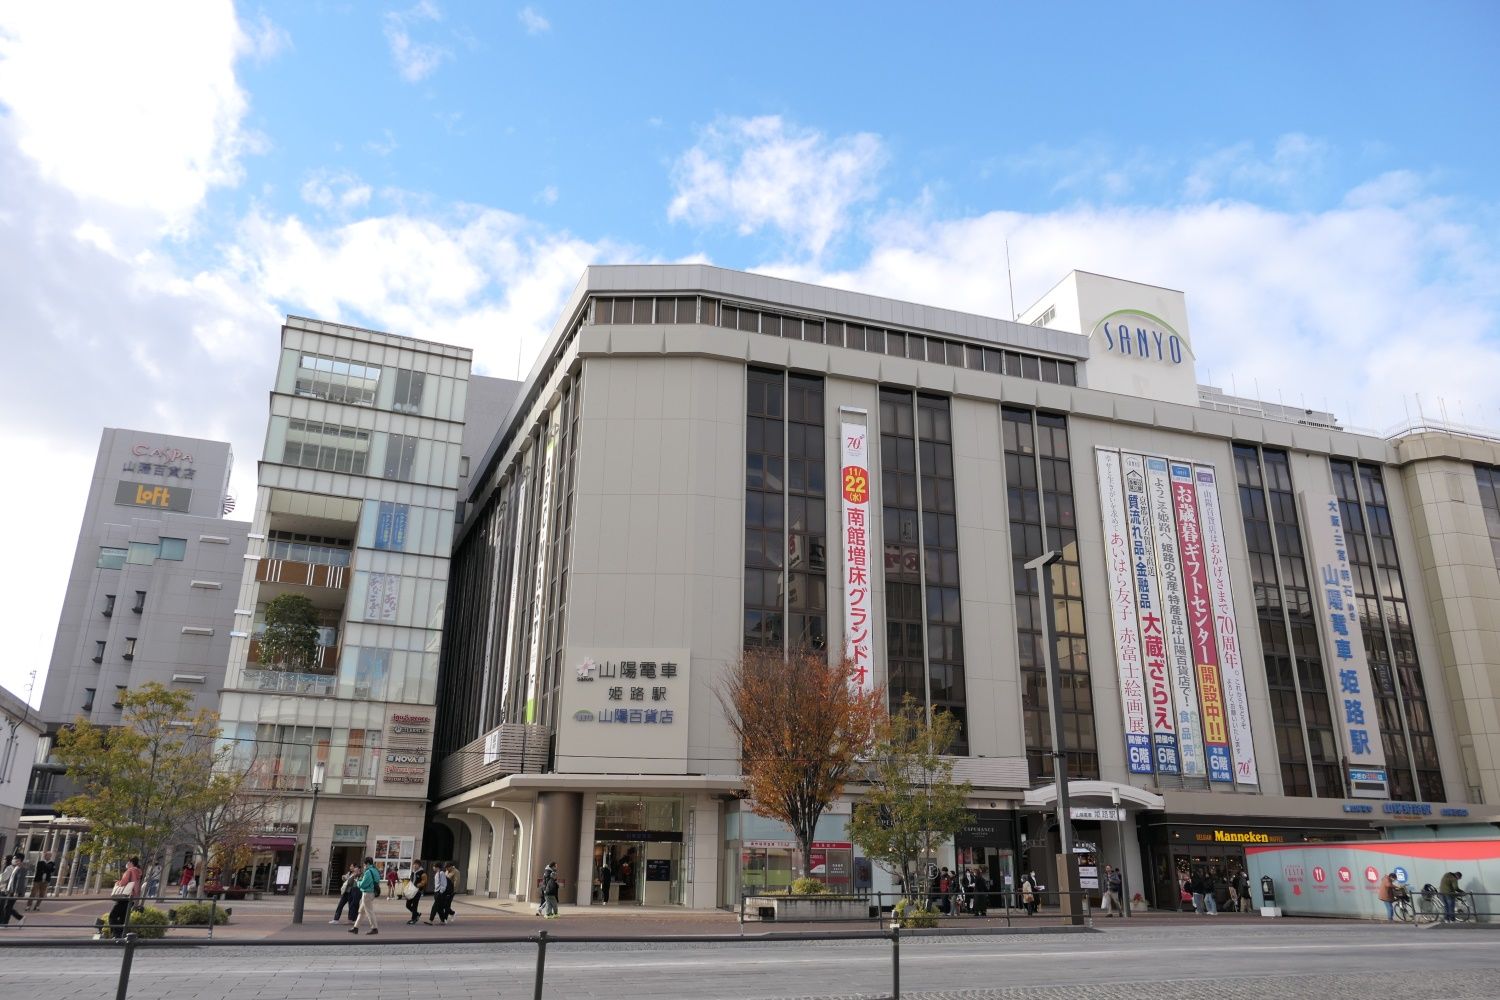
2, 1, 1499, 700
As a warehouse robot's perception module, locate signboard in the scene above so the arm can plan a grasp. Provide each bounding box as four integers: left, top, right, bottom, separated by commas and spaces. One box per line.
483, 730, 501, 767
1093, 311, 1189, 366
1145, 456, 1207, 778
374, 501, 409, 551
1070, 807, 1122, 822
333, 825, 368, 843
556, 648, 692, 774
1301, 492, 1389, 798
383, 713, 432, 787
1193, 466, 1258, 786
115, 480, 193, 512
524, 428, 558, 723
1122, 453, 1179, 774
840, 414, 874, 693
645, 859, 672, 882
1095, 450, 1153, 775
499, 464, 531, 721
121, 443, 197, 479
1169, 462, 1234, 783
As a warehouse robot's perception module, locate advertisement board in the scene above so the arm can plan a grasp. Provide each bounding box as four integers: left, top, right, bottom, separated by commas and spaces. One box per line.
1122, 453, 1179, 774
839, 412, 874, 693
1095, 450, 1153, 774
1145, 456, 1207, 778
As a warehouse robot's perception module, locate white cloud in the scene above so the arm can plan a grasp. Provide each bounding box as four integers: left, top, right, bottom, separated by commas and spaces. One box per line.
537, 184, 559, 205
1184, 133, 1330, 201
669, 115, 884, 257
384, 1, 451, 83
240, 9, 291, 62
300, 169, 374, 212
518, 6, 550, 34
0, 1, 255, 235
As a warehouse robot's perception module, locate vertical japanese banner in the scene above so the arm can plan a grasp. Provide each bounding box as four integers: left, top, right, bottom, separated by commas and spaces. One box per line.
1194, 465, 1259, 786
840, 415, 874, 693
1095, 449, 1153, 774
498, 462, 530, 721
1122, 454, 1179, 774
1170, 462, 1234, 783
1145, 457, 1207, 778
1300, 492, 1389, 797
523, 426, 558, 724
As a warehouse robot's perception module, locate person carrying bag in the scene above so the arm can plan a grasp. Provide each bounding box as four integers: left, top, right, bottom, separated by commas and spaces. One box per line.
105, 857, 142, 939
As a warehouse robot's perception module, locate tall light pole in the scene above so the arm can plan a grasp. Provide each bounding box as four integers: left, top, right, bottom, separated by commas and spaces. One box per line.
1112, 786, 1129, 918
1024, 549, 1082, 925
291, 759, 326, 925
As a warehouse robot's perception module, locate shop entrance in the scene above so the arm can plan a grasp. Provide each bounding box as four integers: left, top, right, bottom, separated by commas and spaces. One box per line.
591, 796, 686, 906
327, 844, 365, 894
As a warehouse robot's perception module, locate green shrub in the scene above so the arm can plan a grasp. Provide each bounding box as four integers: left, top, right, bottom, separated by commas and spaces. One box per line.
790, 877, 828, 896
171, 902, 229, 926
891, 898, 939, 928
98, 906, 170, 939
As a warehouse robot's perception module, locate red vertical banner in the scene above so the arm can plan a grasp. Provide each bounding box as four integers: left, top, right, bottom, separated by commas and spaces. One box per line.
1169, 461, 1233, 783
840, 418, 873, 693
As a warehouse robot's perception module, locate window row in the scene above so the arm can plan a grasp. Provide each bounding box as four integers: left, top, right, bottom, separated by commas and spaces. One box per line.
592, 295, 1079, 387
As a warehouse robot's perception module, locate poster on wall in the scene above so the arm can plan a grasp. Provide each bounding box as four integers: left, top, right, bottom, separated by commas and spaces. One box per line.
840, 412, 875, 693
1301, 492, 1389, 798
1193, 466, 1259, 787
498, 463, 531, 722
1144, 456, 1207, 778
1121, 454, 1180, 774
1094, 450, 1153, 774
1169, 462, 1234, 783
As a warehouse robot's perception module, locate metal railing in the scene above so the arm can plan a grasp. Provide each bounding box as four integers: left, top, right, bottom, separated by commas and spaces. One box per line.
737, 888, 1101, 928
0, 924, 935, 1000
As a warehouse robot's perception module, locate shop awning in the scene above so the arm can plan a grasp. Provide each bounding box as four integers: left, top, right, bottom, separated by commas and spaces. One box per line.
248, 836, 297, 849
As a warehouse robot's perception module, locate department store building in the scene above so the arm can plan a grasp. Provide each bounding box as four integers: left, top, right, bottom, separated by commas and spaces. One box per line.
430, 264, 1500, 910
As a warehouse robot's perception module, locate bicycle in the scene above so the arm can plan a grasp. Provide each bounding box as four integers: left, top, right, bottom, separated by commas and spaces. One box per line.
1391, 886, 1415, 923
1452, 890, 1475, 923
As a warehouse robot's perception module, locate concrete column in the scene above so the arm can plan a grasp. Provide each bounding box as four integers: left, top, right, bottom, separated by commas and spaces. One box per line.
534, 792, 582, 904
576, 793, 597, 905
450, 813, 488, 896
473, 802, 533, 900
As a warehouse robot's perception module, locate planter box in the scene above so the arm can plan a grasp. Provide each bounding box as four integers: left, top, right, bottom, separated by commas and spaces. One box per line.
743, 895, 872, 922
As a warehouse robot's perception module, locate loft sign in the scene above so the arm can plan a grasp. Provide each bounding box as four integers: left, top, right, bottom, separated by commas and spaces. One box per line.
1094, 311, 1187, 365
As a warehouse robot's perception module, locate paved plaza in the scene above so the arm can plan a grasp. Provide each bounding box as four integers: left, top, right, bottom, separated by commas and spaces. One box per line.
0, 903, 1495, 1000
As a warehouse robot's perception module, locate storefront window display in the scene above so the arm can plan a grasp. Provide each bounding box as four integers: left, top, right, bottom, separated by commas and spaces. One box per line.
722, 808, 862, 904
592, 796, 684, 906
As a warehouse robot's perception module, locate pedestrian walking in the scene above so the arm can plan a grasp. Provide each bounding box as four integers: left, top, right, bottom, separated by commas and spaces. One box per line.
385, 864, 398, 898
426, 861, 452, 924
404, 861, 428, 924
1020, 871, 1038, 916
443, 863, 459, 923
26, 852, 56, 912
0, 853, 26, 927
541, 864, 560, 918
1378, 872, 1398, 921
971, 869, 990, 917
536, 861, 557, 916
105, 856, 142, 939
1100, 864, 1123, 917
331, 864, 361, 924
178, 862, 195, 898
350, 856, 380, 935
144, 861, 162, 900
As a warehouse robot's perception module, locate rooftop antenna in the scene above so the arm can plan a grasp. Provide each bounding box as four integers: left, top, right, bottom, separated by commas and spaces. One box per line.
1005, 239, 1017, 322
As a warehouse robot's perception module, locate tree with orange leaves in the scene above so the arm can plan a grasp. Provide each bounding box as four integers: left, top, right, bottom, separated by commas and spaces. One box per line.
717, 646, 884, 882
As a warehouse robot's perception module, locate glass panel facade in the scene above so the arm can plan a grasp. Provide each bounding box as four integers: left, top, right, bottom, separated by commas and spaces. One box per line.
1004, 407, 1096, 781
1477, 465, 1500, 577
1330, 459, 1445, 801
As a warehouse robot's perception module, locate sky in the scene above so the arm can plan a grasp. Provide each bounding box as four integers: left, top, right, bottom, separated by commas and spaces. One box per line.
2, 1, 1498, 704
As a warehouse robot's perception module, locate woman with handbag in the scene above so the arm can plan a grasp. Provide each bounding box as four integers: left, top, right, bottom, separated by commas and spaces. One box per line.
106, 857, 142, 939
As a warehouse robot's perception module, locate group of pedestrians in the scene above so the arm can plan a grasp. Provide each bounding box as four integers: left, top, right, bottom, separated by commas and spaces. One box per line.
1, 851, 58, 927
334, 858, 460, 934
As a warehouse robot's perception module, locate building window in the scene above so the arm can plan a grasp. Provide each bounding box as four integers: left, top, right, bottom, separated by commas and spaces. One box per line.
127, 541, 158, 565
296, 353, 380, 406
283, 418, 371, 474
82, 688, 95, 712
391, 369, 426, 414
1331, 459, 1445, 802
1032, 306, 1057, 328
917, 395, 966, 747
122, 637, 137, 660
1477, 465, 1500, 578
102, 594, 116, 617
1004, 407, 1096, 782
98, 547, 127, 570
744, 369, 786, 650
786, 374, 827, 650
267, 530, 352, 566
132, 591, 147, 614
383, 433, 418, 481
158, 537, 186, 561
92, 640, 105, 663
1233, 445, 1338, 797
113, 685, 127, 709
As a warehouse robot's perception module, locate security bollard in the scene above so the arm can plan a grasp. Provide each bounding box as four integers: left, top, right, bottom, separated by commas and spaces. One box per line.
114, 933, 138, 1000
890, 923, 900, 999
532, 930, 549, 1000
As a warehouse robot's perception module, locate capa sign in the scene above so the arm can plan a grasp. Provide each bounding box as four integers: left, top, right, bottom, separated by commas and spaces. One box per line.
1092, 311, 1189, 366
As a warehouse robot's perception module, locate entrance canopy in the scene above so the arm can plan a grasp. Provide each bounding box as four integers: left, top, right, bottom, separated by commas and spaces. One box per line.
1023, 780, 1164, 812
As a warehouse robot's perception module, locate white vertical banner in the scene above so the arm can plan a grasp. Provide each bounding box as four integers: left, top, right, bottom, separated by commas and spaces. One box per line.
1122, 454, 1179, 774
524, 424, 558, 724
839, 414, 874, 693
1193, 465, 1259, 786
498, 459, 530, 722
1301, 491, 1389, 798
1095, 449, 1153, 774
1144, 456, 1206, 778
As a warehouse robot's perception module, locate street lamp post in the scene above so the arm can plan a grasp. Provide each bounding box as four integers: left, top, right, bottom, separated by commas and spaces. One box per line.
291, 759, 326, 925
1112, 786, 1129, 918
1024, 549, 1083, 926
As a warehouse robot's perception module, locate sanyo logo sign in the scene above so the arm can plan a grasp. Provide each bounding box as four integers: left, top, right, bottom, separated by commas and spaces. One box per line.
1092, 311, 1189, 366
